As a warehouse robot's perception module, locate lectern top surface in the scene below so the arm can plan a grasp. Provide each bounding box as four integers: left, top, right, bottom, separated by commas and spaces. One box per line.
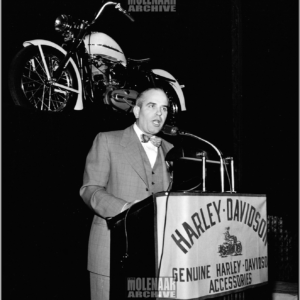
155, 192, 267, 197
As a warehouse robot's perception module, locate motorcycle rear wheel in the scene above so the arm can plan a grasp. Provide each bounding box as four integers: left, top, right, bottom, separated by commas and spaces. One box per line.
235, 243, 242, 254
158, 81, 181, 126
8, 45, 78, 112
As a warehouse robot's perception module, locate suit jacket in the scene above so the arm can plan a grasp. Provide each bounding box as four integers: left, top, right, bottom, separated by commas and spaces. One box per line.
80, 125, 173, 276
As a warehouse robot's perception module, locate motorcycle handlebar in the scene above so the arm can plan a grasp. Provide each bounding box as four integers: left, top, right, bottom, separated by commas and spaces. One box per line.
92, 2, 134, 25
92, 1, 116, 24
115, 3, 135, 22
121, 10, 135, 22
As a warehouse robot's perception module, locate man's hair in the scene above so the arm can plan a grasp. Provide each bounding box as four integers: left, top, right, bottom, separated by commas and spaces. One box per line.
135, 88, 169, 107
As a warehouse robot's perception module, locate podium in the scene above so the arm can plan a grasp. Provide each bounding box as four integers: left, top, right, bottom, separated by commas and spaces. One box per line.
107, 193, 268, 300
107, 195, 158, 300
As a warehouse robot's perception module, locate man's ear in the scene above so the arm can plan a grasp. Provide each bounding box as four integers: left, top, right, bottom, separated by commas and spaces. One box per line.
133, 105, 140, 119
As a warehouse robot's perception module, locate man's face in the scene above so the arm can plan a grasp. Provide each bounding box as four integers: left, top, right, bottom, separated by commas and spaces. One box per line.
134, 89, 169, 135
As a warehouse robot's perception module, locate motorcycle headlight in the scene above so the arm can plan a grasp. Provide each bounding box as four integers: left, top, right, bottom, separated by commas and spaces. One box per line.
54, 14, 72, 32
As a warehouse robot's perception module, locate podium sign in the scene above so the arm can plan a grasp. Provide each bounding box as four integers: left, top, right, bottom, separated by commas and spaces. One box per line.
155, 193, 268, 299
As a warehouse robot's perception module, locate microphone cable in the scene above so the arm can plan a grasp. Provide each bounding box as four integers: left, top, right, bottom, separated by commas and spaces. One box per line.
156, 191, 171, 280
121, 203, 133, 268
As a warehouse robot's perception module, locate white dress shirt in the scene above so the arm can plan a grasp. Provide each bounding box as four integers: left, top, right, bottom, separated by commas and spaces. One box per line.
133, 123, 158, 168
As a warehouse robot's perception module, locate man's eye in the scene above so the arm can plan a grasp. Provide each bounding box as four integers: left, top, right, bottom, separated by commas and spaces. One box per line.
148, 104, 154, 108
162, 107, 168, 112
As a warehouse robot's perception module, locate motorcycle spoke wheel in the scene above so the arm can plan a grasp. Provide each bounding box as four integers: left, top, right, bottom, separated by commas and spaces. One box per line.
22, 54, 73, 111
8, 45, 78, 112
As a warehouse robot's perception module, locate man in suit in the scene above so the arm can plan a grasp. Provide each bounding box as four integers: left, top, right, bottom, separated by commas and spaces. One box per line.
80, 88, 173, 300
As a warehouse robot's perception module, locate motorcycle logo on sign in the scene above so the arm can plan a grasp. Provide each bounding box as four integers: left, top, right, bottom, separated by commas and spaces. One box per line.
218, 227, 242, 257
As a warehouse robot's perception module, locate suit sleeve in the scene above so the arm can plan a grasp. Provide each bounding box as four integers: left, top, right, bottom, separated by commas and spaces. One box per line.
80, 133, 128, 218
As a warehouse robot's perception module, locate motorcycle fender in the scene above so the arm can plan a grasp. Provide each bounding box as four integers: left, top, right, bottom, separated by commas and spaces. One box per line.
152, 69, 186, 111
23, 39, 83, 110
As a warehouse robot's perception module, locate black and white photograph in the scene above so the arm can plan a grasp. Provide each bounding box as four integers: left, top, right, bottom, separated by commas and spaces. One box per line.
2, 1, 298, 299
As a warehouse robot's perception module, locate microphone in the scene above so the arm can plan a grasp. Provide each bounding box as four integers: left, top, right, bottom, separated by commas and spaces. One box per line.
161, 124, 180, 136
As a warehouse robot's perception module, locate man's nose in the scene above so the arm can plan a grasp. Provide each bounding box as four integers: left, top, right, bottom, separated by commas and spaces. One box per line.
156, 108, 162, 115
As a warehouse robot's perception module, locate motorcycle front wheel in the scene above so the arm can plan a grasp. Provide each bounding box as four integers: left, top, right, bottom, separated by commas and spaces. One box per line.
8, 45, 79, 112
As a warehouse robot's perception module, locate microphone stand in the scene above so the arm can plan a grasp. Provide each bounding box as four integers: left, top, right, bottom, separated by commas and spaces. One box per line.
178, 131, 225, 192
162, 125, 235, 193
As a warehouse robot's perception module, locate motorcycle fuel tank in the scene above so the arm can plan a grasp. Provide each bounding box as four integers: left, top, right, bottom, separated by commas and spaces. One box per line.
84, 32, 127, 66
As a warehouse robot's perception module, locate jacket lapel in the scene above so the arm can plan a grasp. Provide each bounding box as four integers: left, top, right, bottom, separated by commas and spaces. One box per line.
160, 140, 174, 191
121, 126, 149, 188
160, 140, 169, 157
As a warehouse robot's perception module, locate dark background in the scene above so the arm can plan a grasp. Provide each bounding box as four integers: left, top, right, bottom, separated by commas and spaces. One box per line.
2, 0, 298, 299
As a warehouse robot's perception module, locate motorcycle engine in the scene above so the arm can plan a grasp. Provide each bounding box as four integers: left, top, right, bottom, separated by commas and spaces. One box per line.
89, 55, 139, 112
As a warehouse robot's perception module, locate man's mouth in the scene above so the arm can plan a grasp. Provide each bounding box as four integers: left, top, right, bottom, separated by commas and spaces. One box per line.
152, 119, 161, 126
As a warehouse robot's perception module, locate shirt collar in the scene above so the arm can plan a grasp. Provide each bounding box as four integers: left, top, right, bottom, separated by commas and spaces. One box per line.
133, 123, 147, 142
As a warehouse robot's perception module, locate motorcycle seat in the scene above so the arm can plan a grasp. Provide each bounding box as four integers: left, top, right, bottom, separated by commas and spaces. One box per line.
127, 57, 151, 64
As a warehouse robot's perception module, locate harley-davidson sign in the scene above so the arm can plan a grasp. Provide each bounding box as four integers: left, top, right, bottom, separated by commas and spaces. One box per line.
155, 194, 268, 299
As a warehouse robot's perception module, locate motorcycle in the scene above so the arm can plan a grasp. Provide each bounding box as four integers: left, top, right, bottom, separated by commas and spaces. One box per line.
218, 228, 242, 257
8, 1, 186, 126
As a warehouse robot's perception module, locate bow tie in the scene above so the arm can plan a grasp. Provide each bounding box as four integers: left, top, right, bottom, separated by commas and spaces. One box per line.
141, 134, 162, 147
